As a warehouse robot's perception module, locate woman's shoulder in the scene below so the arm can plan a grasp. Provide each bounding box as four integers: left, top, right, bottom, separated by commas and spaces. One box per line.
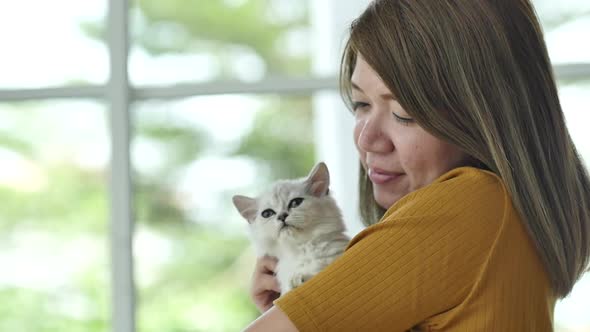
382, 166, 508, 221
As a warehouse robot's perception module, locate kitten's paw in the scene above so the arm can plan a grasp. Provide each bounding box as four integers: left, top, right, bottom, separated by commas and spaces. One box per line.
290, 273, 312, 289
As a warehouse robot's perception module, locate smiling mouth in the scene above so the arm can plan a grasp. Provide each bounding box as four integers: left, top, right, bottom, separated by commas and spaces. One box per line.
368, 168, 403, 184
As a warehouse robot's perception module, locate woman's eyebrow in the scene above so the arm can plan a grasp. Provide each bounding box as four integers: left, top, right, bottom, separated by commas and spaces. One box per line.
380, 92, 396, 100
351, 81, 364, 92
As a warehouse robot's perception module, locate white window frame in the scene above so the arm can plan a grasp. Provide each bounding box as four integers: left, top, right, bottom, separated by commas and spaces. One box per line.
0, 0, 588, 331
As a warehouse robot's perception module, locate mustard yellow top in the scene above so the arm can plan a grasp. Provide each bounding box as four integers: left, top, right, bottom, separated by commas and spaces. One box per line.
275, 167, 556, 331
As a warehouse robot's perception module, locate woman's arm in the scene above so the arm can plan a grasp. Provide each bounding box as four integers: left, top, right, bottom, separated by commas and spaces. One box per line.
242, 306, 299, 332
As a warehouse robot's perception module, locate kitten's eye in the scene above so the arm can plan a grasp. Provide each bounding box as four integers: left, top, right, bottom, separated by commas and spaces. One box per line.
261, 209, 276, 218
288, 197, 304, 209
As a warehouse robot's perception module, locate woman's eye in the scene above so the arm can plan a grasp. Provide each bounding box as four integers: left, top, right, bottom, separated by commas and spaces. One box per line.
261, 209, 276, 218
352, 101, 370, 112
288, 197, 304, 209
392, 112, 414, 125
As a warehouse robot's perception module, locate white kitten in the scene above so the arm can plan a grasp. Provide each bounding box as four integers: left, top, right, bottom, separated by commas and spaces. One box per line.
232, 162, 350, 294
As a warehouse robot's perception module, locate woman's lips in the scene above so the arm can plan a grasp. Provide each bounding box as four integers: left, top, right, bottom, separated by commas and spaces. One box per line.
368, 168, 402, 184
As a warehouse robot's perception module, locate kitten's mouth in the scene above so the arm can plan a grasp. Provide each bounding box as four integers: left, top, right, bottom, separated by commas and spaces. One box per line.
278, 222, 300, 234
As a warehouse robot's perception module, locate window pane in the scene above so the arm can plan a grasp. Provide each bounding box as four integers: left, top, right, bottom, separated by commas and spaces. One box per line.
554, 80, 590, 332
0, 100, 110, 331
132, 95, 315, 331
130, 0, 311, 86
0, 1, 108, 89
533, 0, 590, 64
558, 81, 590, 165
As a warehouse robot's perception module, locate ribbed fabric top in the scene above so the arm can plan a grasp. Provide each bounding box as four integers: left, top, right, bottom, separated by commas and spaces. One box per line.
275, 166, 556, 331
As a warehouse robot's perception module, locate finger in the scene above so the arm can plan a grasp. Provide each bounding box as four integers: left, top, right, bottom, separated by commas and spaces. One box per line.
253, 274, 281, 294
254, 287, 281, 314
260, 296, 278, 314
257, 255, 278, 274
265, 292, 280, 308
253, 273, 281, 294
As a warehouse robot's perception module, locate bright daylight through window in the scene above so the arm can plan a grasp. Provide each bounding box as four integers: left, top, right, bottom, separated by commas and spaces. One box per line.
0, 0, 588, 331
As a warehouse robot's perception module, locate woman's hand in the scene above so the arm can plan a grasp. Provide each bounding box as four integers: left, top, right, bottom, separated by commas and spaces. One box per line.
251, 255, 281, 313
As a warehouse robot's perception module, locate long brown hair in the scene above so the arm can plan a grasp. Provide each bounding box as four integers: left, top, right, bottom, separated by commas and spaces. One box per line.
340, 0, 590, 299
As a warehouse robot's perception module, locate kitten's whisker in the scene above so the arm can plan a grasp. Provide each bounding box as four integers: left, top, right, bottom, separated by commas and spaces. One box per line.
289, 214, 342, 218
286, 218, 341, 222
296, 214, 343, 218
288, 216, 343, 221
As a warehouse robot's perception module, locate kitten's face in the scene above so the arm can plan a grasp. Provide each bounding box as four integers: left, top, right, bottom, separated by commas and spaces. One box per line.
233, 162, 342, 244
251, 181, 322, 239
251, 181, 312, 240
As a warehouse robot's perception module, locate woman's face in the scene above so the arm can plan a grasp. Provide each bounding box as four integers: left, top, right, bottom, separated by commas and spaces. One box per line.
352, 55, 470, 209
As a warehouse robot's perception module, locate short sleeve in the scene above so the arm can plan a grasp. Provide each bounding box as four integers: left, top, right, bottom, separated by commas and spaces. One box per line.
274, 167, 508, 332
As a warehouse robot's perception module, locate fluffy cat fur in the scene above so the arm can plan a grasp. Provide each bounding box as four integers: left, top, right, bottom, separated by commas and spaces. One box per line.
232, 162, 350, 294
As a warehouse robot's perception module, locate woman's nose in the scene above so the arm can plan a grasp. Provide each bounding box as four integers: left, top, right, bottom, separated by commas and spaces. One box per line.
357, 115, 394, 153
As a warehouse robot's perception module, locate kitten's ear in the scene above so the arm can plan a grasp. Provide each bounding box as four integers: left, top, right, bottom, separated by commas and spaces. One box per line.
232, 195, 258, 223
306, 162, 330, 197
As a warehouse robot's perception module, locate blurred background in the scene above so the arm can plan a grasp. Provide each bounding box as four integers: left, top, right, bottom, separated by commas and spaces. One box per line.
0, 0, 588, 331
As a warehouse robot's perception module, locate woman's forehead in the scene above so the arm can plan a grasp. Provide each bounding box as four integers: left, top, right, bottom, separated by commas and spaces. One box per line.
351, 58, 394, 97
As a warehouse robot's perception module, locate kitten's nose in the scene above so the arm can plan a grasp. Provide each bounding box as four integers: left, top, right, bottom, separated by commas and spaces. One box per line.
278, 212, 288, 222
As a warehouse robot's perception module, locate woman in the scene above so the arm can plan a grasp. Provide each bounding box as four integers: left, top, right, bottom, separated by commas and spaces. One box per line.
244, 0, 590, 330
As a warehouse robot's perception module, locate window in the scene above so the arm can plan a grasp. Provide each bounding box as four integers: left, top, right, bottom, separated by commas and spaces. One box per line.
129, 0, 312, 86
132, 95, 315, 331
0, 100, 110, 330
0, 1, 588, 331
0, 0, 108, 88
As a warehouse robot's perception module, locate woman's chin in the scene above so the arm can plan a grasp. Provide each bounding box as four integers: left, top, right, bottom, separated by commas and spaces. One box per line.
374, 190, 406, 210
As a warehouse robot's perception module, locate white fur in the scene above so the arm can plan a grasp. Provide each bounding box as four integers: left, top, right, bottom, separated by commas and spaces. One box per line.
233, 162, 350, 294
